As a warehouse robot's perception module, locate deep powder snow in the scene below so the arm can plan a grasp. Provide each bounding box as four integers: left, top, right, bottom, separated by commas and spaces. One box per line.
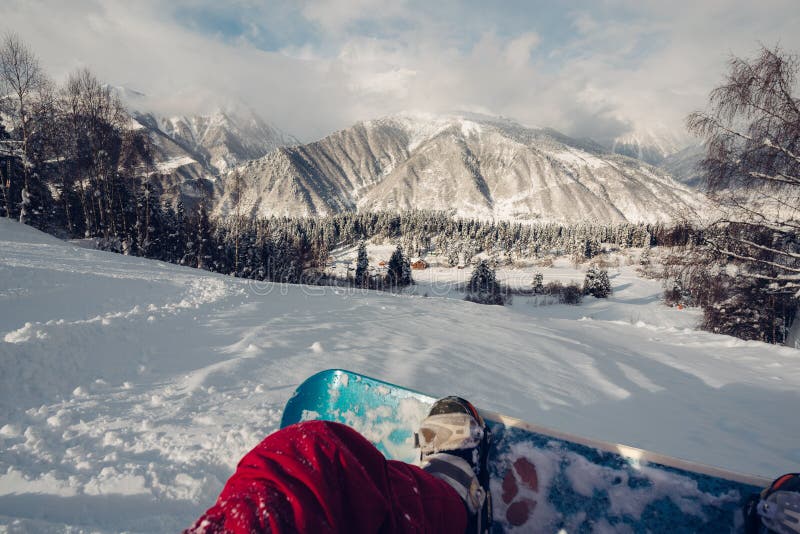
1, 219, 798, 531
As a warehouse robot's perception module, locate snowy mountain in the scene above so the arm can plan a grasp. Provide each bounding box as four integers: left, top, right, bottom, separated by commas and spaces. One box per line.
659, 143, 706, 189
215, 113, 705, 223
157, 108, 298, 175
112, 86, 297, 205
607, 127, 690, 166
2, 218, 798, 531
123, 108, 298, 207
130, 112, 216, 202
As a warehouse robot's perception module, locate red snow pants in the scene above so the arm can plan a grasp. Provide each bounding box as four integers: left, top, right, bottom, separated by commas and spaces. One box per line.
185, 420, 468, 533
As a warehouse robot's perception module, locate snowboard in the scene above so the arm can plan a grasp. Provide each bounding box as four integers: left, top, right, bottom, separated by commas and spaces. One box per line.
281, 369, 771, 533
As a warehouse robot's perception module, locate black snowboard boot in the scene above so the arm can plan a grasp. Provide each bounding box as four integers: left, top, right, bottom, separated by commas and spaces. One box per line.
416, 396, 493, 533
743, 473, 800, 534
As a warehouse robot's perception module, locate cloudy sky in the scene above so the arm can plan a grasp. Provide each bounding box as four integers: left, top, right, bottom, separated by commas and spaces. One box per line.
2, 0, 799, 143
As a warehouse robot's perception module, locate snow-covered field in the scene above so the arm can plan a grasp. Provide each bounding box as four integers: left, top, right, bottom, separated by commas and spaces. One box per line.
1, 219, 799, 532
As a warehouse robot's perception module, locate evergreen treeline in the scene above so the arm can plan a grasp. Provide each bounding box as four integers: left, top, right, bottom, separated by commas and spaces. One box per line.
156, 211, 696, 284
200, 211, 698, 283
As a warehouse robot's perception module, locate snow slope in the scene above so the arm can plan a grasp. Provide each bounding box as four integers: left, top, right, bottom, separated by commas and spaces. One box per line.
1, 220, 799, 532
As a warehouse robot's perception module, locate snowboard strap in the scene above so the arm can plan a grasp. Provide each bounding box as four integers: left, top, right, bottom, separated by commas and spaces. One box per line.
421, 453, 487, 515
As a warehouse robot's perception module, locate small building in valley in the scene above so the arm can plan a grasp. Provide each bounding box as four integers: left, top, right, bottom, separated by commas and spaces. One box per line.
411, 259, 428, 270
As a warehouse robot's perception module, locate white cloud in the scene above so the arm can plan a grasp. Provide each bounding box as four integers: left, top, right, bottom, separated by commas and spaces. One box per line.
504, 32, 541, 69
571, 11, 599, 35
301, 0, 410, 36
1, 0, 799, 145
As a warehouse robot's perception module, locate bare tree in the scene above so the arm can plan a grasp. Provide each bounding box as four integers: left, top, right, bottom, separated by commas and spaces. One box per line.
33, 78, 76, 233
231, 169, 243, 274
0, 33, 45, 223
687, 45, 799, 342
0, 122, 17, 219
61, 67, 127, 238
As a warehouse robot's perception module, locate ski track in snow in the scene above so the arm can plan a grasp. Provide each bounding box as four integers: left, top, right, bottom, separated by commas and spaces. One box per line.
1, 219, 799, 532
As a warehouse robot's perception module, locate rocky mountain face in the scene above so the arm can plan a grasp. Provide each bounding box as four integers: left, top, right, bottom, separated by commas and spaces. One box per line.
608, 127, 709, 191
215, 113, 706, 224
128, 108, 297, 206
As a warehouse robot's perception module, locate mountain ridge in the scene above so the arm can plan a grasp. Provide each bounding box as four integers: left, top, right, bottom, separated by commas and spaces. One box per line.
215, 112, 706, 223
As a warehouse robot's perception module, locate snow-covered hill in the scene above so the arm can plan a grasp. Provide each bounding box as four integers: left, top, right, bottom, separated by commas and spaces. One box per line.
217, 113, 706, 223
2, 220, 798, 531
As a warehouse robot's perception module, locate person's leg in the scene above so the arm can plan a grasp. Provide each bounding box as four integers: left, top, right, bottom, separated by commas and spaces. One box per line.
185, 420, 467, 534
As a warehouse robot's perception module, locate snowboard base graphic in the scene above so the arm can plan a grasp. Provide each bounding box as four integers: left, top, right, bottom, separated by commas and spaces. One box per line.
281, 369, 770, 532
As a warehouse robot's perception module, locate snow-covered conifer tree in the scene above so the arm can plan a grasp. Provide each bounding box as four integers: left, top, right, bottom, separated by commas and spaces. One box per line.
195, 202, 213, 271
355, 241, 369, 287
466, 260, 504, 305
584, 265, 611, 298
386, 245, 411, 289
532, 271, 544, 294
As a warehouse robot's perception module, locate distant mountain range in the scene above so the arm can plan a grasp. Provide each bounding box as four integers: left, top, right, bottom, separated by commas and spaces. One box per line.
115, 86, 706, 223
213, 113, 705, 224
155, 110, 298, 175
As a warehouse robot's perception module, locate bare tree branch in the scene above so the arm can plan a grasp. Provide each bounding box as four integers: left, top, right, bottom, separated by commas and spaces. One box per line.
685, 45, 800, 342
707, 241, 800, 274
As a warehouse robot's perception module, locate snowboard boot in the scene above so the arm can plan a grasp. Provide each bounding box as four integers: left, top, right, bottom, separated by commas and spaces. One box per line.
416, 396, 493, 533
744, 473, 800, 534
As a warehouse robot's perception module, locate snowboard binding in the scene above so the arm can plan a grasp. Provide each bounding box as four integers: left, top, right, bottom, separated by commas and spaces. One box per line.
416, 396, 493, 534
744, 473, 800, 534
